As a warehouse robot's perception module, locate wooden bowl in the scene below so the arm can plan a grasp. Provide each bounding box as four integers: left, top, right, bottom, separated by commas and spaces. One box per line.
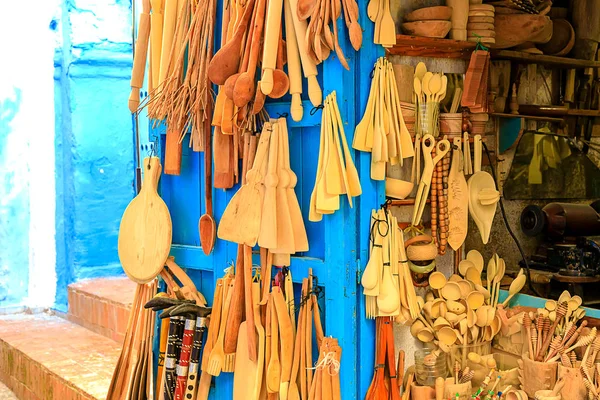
537, 19, 575, 56
402, 21, 452, 38
405, 6, 453, 22
494, 14, 552, 49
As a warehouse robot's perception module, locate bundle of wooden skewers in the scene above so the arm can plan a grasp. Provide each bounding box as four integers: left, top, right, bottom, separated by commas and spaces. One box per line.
106, 259, 210, 400
129, 0, 218, 175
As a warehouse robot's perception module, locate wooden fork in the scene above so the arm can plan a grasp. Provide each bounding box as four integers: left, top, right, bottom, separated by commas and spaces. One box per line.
206, 280, 234, 376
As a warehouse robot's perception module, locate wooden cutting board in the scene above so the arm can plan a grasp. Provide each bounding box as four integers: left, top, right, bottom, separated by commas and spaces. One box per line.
118, 156, 171, 283
447, 138, 468, 251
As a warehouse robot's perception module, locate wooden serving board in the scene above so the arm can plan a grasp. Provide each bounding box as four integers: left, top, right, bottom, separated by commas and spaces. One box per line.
118, 157, 172, 283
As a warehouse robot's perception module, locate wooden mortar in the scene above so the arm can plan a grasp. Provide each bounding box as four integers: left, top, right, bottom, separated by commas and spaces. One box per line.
518, 353, 558, 399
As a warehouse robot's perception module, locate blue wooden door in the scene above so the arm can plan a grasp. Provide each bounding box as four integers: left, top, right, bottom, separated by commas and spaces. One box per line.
149, 2, 385, 398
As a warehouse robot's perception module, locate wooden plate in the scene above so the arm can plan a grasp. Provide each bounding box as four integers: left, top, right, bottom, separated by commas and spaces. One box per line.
468, 36, 496, 44
468, 29, 496, 38
470, 4, 495, 11
469, 10, 495, 17
467, 22, 495, 30
468, 16, 495, 23
404, 6, 453, 22
494, 14, 552, 49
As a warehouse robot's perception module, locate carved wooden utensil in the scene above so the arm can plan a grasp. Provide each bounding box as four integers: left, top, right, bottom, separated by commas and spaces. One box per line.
199, 99, 216, 254
208, 0, 257, 85
118, 157, 171, 283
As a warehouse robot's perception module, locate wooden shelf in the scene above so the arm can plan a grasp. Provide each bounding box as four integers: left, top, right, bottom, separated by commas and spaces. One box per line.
490, 112, 564, 122
385, 36, 600, 69
566, 109, 600, 117
491, 50, 600, 69
386, 35, 476, 58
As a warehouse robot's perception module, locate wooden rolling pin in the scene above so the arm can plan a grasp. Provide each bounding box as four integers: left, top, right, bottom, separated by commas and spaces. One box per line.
158, 0, 178, 86
129, 0, 151, 113
286, 0, 322, 106
284, 0, 303, 121
150, 0, 164, 90
261, 0, 284, 96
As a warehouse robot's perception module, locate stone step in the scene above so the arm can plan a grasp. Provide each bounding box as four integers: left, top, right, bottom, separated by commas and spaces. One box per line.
67, 277, 136, 343
0, 312, 121, 400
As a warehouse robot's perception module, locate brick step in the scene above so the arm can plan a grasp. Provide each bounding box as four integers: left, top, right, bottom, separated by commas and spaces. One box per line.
0, 313, 121, 400
67, 277, 136, 343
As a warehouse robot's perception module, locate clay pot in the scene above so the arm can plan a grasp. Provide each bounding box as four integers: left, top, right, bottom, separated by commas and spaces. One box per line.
556, 365, 586, 400
506, 390, 528, 400
518, 354, 558, 399
411, 383, 435, 400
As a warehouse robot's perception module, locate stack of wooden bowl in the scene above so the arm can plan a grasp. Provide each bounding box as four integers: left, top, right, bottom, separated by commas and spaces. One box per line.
401, 101, 416, 136
402, 6, 453, 38
469, 113, 488, 134
467, 4, 496, 45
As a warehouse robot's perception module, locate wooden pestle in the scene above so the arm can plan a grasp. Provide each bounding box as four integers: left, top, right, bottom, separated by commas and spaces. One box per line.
537, 303, 568, 361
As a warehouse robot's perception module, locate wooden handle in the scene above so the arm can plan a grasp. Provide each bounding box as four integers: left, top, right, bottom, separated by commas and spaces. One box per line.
158, 0, 178, 85
204, 98, 213, 214
247, 0, 268, 77
141, 157, 162, 192
385, 319, 401, 400
261, 0, 284, 94
244, 245, 258, 361
129, 12, 151, 113
223, 246, 245, 354
273, 287, 294, 384
150, 0, 164, 89
284, 0, 304, 121
286, 0, 318, 76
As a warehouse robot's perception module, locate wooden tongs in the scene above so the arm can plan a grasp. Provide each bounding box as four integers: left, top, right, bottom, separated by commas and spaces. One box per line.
411, 135, 449, 226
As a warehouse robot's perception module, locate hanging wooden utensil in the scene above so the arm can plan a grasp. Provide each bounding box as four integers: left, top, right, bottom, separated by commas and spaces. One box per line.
118, 157, 171, 284
199, 98, 216, 254
218, 125, 272, 245
447, 137, 468, 251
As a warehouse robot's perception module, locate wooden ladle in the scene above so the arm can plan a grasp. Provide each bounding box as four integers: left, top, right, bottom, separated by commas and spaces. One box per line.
199, 106, 216, 255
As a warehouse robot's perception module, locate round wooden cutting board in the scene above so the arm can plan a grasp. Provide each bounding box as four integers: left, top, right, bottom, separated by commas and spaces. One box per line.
118, 156, 172, 283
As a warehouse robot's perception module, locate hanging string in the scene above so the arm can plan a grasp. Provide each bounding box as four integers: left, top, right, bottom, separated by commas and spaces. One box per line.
306, 352, 341, 375
472, 33, 489, 52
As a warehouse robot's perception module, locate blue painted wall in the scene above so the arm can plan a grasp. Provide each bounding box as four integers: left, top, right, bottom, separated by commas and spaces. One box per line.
0, 89, 30, 306
54, 0, 134, 311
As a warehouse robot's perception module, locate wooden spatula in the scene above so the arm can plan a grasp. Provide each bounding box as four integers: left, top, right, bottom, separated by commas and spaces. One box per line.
448, 138, 468, 251
118, 157, 171, 284
267, 298, 282, 393
279, 119, 309, 252
272, 120, 296, 255
218, 125, 272, 245
258, 122, 280, 249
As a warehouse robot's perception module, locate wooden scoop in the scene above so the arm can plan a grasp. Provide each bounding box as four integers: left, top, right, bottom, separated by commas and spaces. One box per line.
208, 0, 257, 85
268, 37, 291, 99
118, 157, 171, 283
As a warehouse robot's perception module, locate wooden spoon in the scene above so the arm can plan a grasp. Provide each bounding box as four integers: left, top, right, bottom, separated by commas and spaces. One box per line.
288, 281, 307, 400
367, 0, 379, 22
501, 274, 527, 307
341, 0, 362, 50
330, 1, 350, 70
297, 0, 317, 20
199, 99, 216, 255
447, 137, 468, 251
233, 0, 266, 107
353, 61, 378, 151
208, 0, 256, 85
268, 38, 291, 99
331, 92, 361, 199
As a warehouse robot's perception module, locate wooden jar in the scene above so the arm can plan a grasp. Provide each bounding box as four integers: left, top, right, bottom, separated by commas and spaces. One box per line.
443, 379, 472, 400
534, 390, 561, 400
518, 354, 558, 399
556, 365, 586, 400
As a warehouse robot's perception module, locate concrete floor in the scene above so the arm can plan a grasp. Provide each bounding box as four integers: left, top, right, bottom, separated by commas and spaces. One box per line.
0, 382, 17, 399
